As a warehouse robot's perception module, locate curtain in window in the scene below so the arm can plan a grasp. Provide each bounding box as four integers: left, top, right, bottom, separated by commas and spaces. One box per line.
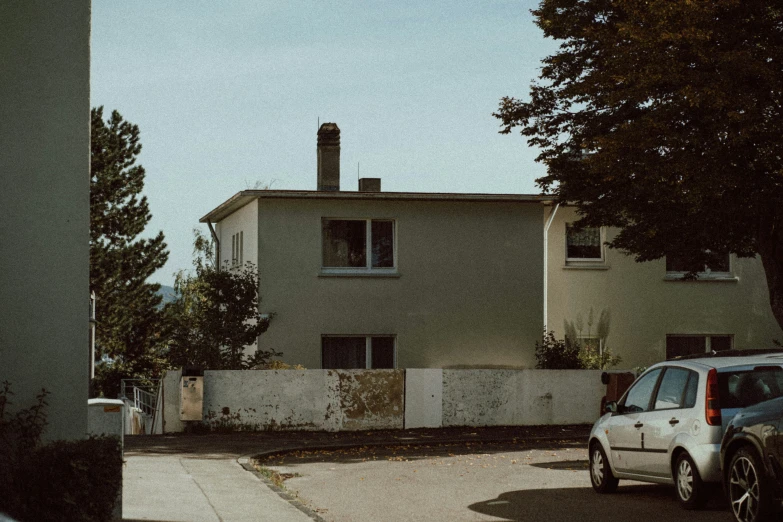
566, 225, 601, 259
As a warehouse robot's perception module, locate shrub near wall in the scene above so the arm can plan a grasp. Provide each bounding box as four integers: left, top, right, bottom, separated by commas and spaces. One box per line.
0, 384, 123, 522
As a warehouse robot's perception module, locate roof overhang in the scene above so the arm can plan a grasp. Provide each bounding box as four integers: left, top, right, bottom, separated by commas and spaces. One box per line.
200, 190, 546, 223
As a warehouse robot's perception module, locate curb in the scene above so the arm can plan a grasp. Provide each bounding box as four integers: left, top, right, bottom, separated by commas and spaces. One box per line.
238, 432, 589, 521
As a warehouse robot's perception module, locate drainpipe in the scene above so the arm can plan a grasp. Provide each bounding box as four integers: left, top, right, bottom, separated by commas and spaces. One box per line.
207, 221, 220, 271
543, 203, 560, 331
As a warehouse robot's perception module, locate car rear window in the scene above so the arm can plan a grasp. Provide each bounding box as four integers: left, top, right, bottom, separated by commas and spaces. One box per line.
718, 366, 783, 409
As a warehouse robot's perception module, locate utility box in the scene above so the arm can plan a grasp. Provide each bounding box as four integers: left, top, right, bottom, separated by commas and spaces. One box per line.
180, 376, 204, 421
87, 398, 125, 445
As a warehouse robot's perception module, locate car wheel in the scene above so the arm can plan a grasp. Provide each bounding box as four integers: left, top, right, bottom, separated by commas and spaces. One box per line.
728, 447, 773, 522
675, 452, 710, 509
589, 442, 618, 493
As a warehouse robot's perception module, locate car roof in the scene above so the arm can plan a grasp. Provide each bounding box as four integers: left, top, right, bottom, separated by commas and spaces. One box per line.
652, 350, 783, 372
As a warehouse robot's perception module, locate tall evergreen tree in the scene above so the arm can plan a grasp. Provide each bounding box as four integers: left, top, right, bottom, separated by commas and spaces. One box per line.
90, 107, 169, 397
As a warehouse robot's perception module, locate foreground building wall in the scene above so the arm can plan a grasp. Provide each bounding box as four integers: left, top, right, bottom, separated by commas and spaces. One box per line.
546, 206, 783, 369
0, 1, 91, 440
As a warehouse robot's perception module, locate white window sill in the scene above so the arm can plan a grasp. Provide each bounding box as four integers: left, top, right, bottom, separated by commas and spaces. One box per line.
664, 273, 738, 282
319, 270, 401, 278
562, 264, 610, 270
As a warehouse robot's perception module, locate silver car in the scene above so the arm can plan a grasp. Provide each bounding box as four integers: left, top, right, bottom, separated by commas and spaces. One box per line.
589, 352, 783, 509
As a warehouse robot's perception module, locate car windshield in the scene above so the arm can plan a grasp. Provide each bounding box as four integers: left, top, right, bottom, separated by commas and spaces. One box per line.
718, 366, 783, 409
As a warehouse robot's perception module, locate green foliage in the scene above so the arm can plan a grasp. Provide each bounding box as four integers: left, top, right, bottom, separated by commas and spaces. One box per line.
535, 330, 582, 369
166, 230, 280, 370
0, 383, 122, 522
563, 308, 621, 370
90, 107, 170, 397
496, 0, 783, 329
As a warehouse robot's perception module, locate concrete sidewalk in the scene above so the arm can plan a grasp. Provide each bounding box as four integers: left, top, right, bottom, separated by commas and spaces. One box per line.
123, 455, 312, 521
122, 425, 591, 521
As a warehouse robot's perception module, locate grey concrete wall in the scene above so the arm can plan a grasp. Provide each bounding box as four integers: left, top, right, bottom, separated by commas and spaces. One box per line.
0, 1, 91, 441
442, 369, 604, 426
162, 368, 601, 432
254, 198, 544, 370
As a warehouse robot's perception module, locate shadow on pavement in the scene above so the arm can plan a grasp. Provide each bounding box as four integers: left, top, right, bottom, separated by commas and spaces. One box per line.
468, 485, 731, 522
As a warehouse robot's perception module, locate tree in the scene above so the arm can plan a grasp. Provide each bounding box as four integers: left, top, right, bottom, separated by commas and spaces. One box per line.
166, 230, 277, 370
90, 107, 169, 396
495, 1, 783, 330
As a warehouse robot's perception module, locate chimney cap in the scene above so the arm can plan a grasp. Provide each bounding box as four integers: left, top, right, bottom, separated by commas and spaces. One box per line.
318, 123, 340, 146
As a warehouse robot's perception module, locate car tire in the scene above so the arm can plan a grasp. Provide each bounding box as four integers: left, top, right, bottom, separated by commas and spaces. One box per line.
589, 442, 618, 494
728, 447, 773, 522
674, 452, 710, 509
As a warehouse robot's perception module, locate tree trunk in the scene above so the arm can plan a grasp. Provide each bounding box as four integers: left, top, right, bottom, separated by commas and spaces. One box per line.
757, 210, 783, 334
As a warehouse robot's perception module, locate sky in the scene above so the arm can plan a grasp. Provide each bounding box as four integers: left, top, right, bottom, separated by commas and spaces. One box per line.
91, 1, 558, 286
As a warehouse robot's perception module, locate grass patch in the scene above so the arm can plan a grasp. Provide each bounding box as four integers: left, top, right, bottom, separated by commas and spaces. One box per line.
254, 464, 301, 488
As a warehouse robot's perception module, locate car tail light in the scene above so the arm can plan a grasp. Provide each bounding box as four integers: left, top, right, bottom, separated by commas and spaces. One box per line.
705, 368, 721, 426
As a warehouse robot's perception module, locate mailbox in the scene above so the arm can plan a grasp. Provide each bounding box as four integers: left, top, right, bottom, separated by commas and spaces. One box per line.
180, 375, 204, 421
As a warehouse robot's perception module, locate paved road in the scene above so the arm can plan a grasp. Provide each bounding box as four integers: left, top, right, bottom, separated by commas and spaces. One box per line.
257, 441, 734, 522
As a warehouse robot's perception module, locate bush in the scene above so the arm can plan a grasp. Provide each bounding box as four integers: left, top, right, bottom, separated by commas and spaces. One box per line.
0, 382, 123, 522
535, 330, 583, 369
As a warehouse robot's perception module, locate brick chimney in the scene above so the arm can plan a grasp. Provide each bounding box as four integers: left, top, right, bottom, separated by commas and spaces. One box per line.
317, 123, 340, 191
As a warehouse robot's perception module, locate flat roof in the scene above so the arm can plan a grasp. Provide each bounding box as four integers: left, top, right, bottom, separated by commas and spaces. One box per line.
200, 190, 546, 223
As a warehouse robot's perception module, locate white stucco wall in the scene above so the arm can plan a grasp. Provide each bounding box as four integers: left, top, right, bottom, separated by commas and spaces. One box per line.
216, 199, 258, 269
252, 197, 544, 370
0, 1, 91, 441
546, 206, 783, 368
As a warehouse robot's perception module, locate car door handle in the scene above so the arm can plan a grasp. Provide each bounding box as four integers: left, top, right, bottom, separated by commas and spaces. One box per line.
634, 422, 643, 428
669, 418, 680, 426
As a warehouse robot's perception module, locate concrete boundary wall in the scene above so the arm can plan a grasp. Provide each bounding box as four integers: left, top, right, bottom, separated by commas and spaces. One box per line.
160, 369, 604, 433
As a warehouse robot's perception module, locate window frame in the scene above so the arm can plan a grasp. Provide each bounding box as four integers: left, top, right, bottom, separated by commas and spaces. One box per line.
664, 252, 733, 280
320, 335, 397, 369
665, 334, 733, 360
321, 218, 397, 274
565, 223, 605, 264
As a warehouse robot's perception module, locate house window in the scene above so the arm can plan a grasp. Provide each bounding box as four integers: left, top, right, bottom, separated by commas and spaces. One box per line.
322, 219, 395, 270
231, 231, 243, 266
665, 252, 730, 274
566, 224, 602, 261
321, 336, 396, 369
666, 334, 732, 359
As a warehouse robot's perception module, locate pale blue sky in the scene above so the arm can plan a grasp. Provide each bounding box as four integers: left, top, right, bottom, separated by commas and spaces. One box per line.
91, 1, 556, 285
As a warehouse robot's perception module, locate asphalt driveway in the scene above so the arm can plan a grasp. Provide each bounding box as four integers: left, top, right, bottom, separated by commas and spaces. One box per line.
256, 441, 733, 522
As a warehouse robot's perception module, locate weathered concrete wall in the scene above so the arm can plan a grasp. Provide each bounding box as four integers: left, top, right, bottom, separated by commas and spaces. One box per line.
442, 369, 604, 427
201, 369, 404, 432
163, 368, 602, 432
161, 369, 184, 434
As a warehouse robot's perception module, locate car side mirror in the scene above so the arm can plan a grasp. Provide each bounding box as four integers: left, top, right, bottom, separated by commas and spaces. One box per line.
604, 401, 618, 414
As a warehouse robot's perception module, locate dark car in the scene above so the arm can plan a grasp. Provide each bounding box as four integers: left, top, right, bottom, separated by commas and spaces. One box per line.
720, 396, 783, 522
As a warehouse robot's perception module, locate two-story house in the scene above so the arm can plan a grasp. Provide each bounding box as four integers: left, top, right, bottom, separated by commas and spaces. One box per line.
201, 123, 783, 370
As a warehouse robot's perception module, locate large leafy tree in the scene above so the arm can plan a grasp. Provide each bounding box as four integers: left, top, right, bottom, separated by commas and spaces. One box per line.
166, 231, 277, 370
496, 0, 783, 329
91, 107, 169, 396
